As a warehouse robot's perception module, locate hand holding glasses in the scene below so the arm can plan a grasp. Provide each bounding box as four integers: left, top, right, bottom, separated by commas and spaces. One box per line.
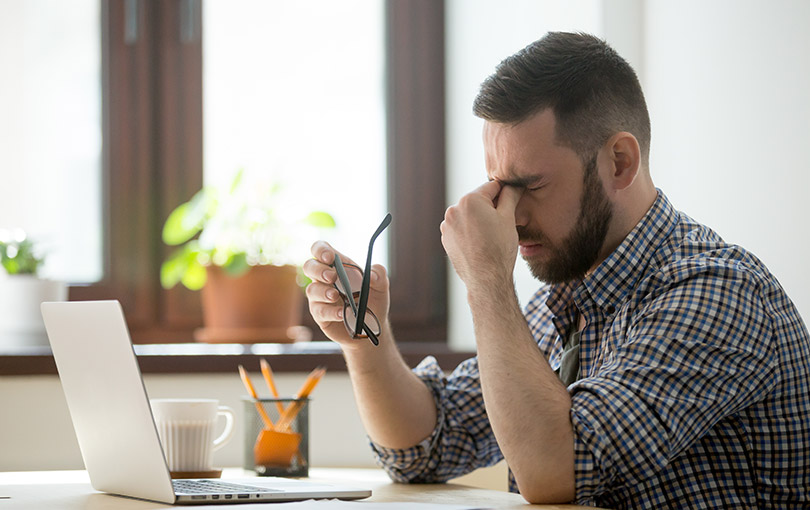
331, 214, 392, 346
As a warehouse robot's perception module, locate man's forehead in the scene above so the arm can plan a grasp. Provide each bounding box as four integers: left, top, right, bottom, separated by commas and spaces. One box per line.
482, 112, 582, 187
484, 148, 546, 188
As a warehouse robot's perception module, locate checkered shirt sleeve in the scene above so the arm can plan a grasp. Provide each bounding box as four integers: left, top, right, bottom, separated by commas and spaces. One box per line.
369, 355, 503, 483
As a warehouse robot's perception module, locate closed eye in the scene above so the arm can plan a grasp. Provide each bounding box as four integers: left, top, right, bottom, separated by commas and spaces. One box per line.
497, 177, 545, 191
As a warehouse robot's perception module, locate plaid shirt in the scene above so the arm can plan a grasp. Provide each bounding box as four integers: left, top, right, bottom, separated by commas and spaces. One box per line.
371, 191, 810, 508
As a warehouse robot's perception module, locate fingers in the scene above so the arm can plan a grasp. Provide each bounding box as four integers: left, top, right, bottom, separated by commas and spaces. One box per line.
304, 242, 342, 324
302, 257, 337, 285
369, 264, 389, 293
308, 302, 343, 322
442, 180, 516, 226
305, 279, 340, 304
495, 184, 523, 214
474, 180, 504, 201
310, 240, 336, 265
305, 283, 344, 323
305, 240, 350, 285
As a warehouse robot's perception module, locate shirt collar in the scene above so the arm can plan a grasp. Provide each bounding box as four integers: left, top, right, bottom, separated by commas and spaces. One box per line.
546, 189, 678, 316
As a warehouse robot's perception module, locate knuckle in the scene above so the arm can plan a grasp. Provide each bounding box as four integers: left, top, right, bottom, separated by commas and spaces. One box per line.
310, 303, 333, 322
305, 282, 319, 299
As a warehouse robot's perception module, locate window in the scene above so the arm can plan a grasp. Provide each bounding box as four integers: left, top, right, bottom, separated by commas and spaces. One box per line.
0, 0, 103, 283
66, 0, 447, 343
203, 0, 388, 262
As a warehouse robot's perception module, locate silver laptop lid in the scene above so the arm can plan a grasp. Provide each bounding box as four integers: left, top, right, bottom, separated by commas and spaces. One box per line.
42, 300, 177, 504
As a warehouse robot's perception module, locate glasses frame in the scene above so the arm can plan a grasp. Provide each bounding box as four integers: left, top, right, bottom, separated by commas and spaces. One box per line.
331, 213, 392, 346
332, 260, 382, 342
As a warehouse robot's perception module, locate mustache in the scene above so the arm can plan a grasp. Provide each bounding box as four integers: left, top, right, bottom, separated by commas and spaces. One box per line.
516, 226, 546, 244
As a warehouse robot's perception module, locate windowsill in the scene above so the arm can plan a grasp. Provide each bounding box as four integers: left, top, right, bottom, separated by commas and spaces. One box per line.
0, 342, 475, 376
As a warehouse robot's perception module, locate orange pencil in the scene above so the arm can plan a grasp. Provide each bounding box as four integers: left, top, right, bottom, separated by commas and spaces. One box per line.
276, 367, 326, 431
238, 365, 275, 430
260, 358, 286, 416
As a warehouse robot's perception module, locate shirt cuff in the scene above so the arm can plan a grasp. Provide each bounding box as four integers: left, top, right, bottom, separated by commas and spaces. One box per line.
368, 356, 446, 482
569, 398, 615, 502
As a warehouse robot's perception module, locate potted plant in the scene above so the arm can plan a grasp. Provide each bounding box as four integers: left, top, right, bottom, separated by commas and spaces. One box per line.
160, 169, 335, 343
0, 230, 67, 348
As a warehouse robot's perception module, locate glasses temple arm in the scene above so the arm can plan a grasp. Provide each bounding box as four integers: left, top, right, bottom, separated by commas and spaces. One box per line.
333, 254, 358, 316
355, 213, 392, 343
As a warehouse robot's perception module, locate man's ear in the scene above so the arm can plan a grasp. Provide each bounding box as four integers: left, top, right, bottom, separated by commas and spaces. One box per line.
603, 132, 641, 191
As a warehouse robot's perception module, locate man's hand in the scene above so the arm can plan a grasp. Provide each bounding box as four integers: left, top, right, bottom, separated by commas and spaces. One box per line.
303, 241, 390, 351
440, 181, 524, 288
303, 242, 437, 450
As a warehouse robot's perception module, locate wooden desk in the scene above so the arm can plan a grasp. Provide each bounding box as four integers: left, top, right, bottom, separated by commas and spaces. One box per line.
0, 468, 596, 509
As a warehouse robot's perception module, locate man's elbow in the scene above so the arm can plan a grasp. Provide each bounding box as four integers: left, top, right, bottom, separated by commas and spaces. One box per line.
520, 486, 576, 505
516, 471, 576, 505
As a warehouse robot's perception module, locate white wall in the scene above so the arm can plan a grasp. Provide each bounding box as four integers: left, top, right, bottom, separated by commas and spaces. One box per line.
0, 372, 376, 471
446, 0, 810, 349
644, 0, 810, 320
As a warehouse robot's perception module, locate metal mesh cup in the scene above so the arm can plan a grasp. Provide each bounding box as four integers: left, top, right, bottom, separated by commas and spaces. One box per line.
242, 397, 309, 477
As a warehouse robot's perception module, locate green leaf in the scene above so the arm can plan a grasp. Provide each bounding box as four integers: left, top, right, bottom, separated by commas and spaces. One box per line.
0, 238, 42, 275
304, 211, 336, 228
229, 168, 245, 195
222, 253, 250, 277
296, 266, 312, 288
184, 189, 212, 227
162, 190, 211, 246
2, 258, 18, 274
160, 250, 190, 289
163, 203, 196, 246
181, 257, 208, 290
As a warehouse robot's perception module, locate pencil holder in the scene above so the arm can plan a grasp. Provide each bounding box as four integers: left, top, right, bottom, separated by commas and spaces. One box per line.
242, 397, 309, 477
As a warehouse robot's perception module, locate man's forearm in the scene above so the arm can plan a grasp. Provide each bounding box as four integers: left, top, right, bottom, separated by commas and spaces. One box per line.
342, 323, 438, 449
468, 282, 576, 504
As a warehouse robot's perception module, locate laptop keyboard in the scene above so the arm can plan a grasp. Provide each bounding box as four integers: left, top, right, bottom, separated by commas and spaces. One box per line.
173, 479, 280, 495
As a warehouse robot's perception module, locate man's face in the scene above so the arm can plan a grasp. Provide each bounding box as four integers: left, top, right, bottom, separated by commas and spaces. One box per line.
483, 110, 613, 284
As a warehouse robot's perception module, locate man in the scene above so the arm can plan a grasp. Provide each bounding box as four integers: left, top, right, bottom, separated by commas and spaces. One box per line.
303, 32, 810, 508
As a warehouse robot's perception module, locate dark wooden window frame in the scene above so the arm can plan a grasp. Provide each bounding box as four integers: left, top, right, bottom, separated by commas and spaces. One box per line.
70, 0, 447, 345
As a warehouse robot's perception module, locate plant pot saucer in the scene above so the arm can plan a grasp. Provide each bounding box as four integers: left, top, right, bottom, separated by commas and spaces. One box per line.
193, 325, 312, 344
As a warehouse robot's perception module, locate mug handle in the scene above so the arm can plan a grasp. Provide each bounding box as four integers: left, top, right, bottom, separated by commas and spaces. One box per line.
213, 405, 235, 451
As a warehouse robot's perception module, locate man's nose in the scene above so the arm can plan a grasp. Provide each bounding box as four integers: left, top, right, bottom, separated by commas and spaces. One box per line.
513, 195, 530, 228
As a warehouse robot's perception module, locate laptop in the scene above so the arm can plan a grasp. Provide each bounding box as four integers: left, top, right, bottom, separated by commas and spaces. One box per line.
41, 300, 372, 505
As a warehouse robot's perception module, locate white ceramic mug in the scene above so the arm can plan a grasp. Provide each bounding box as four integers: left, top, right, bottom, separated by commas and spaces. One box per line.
150, 398, 235, 473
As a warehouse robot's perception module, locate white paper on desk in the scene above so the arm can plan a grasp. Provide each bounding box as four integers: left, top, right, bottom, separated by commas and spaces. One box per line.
261, 501, 489, 510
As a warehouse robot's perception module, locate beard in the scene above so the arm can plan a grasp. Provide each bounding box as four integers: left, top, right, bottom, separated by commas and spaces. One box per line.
518, 156, 613, 284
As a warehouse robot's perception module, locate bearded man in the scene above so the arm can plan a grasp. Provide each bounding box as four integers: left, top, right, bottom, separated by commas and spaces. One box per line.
304, 32, 810, 508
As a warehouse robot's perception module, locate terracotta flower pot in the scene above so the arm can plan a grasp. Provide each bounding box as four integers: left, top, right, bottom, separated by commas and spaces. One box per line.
194, 265, 310, 343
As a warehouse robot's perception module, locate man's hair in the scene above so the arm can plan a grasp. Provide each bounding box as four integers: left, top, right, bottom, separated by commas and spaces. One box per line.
473, 32, 651, 168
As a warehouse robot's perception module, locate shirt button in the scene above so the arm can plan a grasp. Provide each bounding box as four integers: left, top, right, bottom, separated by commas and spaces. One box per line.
606, 305, 616, 315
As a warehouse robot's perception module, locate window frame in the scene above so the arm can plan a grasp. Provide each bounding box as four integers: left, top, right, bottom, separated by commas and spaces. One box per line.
70, 0, 447, 344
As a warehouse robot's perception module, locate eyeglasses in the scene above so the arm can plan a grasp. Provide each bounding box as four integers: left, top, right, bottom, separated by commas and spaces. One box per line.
331, 214, 392, 346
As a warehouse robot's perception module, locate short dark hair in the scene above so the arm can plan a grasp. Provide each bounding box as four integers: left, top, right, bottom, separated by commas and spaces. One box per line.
473, 32, 651, 167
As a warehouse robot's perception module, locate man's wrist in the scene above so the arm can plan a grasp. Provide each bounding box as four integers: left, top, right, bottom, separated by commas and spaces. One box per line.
465, 274, 518, 309
341, 322, 399, 374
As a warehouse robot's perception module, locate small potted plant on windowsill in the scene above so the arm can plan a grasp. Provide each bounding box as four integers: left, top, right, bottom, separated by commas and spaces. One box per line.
0, 230, 67, 348
160, 169, 335, 343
